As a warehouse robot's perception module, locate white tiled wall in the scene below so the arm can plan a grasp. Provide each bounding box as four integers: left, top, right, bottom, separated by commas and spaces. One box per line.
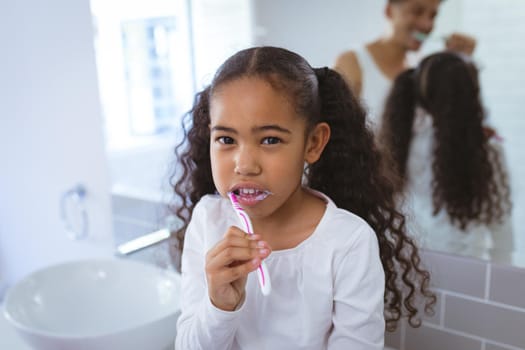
112, 194, 178, 270
386, 251, 525, 350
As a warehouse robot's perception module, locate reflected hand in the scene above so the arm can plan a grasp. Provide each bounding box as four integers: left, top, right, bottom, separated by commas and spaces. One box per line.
446, 32, 476, 55
205, 226, 271, 311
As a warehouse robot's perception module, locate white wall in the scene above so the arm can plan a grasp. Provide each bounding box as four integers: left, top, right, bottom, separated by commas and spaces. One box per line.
251, 0, 385, 67
0, 0, 114, 289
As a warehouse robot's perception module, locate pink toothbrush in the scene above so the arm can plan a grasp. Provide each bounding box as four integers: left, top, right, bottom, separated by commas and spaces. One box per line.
227, 192, 272, 296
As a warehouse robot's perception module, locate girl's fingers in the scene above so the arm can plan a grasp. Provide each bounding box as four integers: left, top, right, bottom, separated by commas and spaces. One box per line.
205, 225, 271, 287
208, 257, 261, 286
204, 227, 272, 310
446, 33, 476, 55
207, 226, 266, 260
206, 227, 271, 283
207, 244, 270, 271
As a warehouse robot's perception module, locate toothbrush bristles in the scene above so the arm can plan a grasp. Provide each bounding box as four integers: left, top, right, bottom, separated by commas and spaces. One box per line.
228, 192, 244, 210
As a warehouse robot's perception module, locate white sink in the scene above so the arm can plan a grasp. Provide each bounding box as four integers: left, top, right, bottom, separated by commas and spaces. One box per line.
2, 259, 181, 350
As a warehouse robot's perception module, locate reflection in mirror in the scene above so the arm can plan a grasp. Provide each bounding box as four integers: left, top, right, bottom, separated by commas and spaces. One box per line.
379, 52, 513, 262
92, 0, 524, 267
251, 0, 525, 267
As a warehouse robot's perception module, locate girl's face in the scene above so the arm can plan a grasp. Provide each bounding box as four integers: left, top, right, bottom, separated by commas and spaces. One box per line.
387, 0, 441, 51
209, 77, 327, 220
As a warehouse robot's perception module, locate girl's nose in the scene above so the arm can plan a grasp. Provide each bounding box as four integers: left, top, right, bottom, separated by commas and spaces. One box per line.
234, 147, 261, 176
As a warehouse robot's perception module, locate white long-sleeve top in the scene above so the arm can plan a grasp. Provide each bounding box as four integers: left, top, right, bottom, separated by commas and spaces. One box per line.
404, 111, 514, 258
175, 192, 385, 350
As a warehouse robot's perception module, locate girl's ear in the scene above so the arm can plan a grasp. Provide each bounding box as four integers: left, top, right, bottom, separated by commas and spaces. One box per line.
304, 122, 331, 164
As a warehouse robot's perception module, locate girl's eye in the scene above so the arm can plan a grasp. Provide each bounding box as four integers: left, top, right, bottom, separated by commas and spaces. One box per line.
262, 137, 281, 145
217, 136, 235, 145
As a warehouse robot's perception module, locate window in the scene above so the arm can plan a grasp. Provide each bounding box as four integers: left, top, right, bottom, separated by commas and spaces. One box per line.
90, 0, 253, 151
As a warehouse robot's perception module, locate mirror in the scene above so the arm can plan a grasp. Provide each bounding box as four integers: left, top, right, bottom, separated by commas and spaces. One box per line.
95, 0, 524, 267
249, 0, 525, 267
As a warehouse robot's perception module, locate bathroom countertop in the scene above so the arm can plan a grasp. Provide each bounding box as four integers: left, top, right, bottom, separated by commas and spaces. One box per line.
0, 304, 32, 349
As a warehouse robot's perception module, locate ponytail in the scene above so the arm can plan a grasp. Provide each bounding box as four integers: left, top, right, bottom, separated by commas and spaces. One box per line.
379, 68, 418, 183
308, 67, 372, 210
309, 67, 435, 331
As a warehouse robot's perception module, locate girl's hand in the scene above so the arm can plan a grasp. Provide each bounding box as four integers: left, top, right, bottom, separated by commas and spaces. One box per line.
446, 32, 476, 55
205, 226, 271, 311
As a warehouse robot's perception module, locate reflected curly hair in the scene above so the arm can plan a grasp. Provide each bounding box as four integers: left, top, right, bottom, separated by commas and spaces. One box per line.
170, 46, 435, 331
380, 51, 511, 230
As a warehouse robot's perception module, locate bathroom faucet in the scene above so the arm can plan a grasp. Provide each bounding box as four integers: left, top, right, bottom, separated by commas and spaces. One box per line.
116, 215, 180, 256
116, 228, 171, 255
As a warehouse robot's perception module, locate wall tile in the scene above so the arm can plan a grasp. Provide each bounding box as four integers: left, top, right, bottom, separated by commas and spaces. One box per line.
424, 290, 442, 325
444, 295, 525, 349
385, 323, 401, 349
112, 194, 170, 226
490, 264, 525, 309
113, 218, 157, 246
422, 250, 487, 298
489, 250, 525, 270
405, 324, 481, 350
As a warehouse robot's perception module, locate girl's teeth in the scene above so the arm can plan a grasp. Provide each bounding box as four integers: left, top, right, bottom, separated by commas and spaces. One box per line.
237, 188, 271, 196
233, 188, 272, 202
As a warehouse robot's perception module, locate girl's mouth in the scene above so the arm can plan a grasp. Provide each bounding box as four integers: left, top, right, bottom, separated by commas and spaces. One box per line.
232, 188, 272, 206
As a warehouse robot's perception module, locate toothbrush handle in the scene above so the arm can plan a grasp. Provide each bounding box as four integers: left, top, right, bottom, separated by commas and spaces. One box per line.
227, 193, 271, 295
257, 261, 272, 296
234, 213, 271, 295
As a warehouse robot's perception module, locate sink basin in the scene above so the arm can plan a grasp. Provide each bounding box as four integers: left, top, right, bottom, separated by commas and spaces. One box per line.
2, 259, 181, 350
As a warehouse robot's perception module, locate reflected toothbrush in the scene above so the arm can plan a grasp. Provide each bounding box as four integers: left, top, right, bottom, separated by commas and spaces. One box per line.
227, 192, 272, 296
412, 31, 447, 43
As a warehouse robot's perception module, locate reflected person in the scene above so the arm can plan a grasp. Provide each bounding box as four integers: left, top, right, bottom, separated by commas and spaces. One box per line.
379, 51, 513, 257
334, 0, 476, 131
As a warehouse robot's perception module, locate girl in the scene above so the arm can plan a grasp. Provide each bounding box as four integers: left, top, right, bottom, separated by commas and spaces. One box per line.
380, 51, 513, 257
334, 0, 476, 131
172, 46, 435, 349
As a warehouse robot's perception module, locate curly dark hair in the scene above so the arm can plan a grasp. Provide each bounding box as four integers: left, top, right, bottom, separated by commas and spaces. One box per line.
170, 46, 435, 331
379, 51, 511, 230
